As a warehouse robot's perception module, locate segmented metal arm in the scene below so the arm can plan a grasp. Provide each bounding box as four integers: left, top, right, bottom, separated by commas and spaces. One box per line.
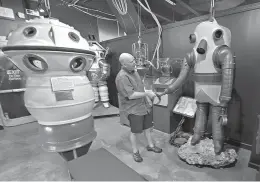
214, 46, 235, 107
160, 55, 191, 96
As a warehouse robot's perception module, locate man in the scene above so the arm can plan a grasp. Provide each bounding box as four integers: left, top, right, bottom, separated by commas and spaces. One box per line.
116, 53, 162, 163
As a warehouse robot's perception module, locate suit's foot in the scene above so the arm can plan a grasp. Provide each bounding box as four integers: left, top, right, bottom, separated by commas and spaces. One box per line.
102, 102, 110, 108
191, 134, 201, 145
214, 140, 223, 155
0, 125, 3, 130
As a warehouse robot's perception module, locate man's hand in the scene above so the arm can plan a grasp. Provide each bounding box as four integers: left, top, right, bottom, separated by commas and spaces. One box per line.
145, 90, 156, 100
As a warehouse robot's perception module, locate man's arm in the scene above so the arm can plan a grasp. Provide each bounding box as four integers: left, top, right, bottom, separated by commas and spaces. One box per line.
128, 92, 148, 100
116, 75, 155, 100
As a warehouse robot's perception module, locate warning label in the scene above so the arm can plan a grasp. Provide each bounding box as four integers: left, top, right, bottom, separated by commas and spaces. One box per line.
6, 69, 22, 81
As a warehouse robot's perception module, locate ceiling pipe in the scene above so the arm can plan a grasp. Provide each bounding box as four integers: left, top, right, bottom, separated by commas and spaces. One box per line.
132, 2, 172, 22
70, 0, 80, 5
175, 0, 201, 16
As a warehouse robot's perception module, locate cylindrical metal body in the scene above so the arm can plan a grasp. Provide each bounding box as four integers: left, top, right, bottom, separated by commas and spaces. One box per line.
1, 17, 97, 155
192, 20, 232, 106
189, 19, 234, 154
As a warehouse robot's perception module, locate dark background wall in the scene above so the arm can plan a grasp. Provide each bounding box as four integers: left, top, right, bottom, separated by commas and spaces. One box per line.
0, 0, 25, 36
101, 3, 260, 150
98, 18, 125, 42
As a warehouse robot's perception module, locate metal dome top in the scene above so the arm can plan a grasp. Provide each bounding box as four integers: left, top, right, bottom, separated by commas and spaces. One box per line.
3, 17, 94, 56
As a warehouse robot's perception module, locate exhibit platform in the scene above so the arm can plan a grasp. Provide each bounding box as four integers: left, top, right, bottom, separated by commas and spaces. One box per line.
92, 102, 119, 118
68, 148, 146, 181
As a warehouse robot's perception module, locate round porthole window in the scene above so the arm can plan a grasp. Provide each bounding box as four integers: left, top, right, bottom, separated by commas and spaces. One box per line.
70, 57, 87, 72
189, 34, 196, 43
213, 29, 223, 40
23, 54, 48, 72
23, 27, 37, 37
68, 32, 80, 42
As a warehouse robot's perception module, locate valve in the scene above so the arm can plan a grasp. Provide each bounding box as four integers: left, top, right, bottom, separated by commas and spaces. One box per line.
219, 107, 228, 126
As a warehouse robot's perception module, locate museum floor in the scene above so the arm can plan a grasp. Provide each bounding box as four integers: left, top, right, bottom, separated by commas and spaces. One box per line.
0, 116, 257, 181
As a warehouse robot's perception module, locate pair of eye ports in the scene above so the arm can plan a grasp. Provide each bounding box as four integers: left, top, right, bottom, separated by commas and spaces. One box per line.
189, 29, 223, 43
23, 54, 88, 73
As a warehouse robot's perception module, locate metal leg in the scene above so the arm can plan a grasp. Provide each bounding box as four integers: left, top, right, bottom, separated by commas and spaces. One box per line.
210, 105, 224, 154
191, 102, 209, 145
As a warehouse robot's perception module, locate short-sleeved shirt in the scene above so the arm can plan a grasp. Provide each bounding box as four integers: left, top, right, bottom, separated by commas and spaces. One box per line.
116, 69, 151, 116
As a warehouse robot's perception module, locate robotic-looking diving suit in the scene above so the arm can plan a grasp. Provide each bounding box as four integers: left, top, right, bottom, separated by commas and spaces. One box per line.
88, 41, 110, 108
159, 19, 235, 154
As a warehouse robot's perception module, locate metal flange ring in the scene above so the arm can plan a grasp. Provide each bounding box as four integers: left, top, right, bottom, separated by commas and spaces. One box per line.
23, 27, 37, 37
70, 56, 87, 73
23, 54, 48, 72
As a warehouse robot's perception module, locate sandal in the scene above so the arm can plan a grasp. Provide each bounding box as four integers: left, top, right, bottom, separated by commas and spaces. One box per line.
133, 151, 143, 162
146, 145, 162, 153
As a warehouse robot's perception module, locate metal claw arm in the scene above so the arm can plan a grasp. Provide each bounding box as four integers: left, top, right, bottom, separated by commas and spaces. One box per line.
213, 46, 235, 126
159, 53, 192, 97
214, 46, 235, 107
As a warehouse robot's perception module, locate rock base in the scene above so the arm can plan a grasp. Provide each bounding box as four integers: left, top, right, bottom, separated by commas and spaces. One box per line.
177, 137, 238, 169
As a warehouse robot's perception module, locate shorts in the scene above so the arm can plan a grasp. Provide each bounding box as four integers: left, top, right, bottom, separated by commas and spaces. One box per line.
128, 112, 153, 134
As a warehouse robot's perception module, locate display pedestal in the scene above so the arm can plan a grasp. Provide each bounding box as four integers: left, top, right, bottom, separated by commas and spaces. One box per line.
153, 77, 182, 134
256, 170, 260, 181
92, 102, 119, 118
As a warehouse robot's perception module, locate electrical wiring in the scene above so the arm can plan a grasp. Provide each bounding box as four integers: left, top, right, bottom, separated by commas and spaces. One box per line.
71, 4, 116, 17
112, 0, 128, 15
144, 0, 162, 62
137, 0, 162, 69
60, 0, 117, 21
119, 14, 128, 34
60, 0, 127, 38
127, 13, 138, 32
117, 21, 120, 37
73, 6, 117, 21
111, 0, 137, 32
138, 0, 161, 62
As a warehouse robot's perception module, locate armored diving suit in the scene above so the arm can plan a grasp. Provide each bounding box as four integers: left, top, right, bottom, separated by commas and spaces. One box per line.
158, 19, 235, 154
88, 41, 110, 108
